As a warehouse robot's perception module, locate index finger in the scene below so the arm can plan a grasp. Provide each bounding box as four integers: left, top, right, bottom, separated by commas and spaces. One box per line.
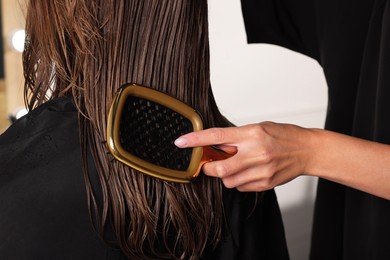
174, 127, 239, 148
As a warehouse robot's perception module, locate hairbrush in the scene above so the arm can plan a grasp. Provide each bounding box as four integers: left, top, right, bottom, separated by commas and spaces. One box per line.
106, 83, 233, 183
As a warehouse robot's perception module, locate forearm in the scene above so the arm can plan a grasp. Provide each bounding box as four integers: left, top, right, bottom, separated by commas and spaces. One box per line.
305, 129, 390, 200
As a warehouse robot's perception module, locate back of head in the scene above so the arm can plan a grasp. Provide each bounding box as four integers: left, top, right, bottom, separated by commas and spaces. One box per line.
24, 0, 230, 259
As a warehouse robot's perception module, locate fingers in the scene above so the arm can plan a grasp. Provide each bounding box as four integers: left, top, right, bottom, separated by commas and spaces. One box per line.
202, 155, 250, 179
235, 170, 297, 192
203, 159, 277, 190
174, 127, 241, 148
236, 180, 271, 192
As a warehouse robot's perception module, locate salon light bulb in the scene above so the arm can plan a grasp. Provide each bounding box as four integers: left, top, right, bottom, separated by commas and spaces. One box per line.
11, 29, 26, 53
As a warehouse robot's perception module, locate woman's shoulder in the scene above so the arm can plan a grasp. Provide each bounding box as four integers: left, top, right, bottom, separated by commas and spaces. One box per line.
0, 97, 119, 259
0, 96, 80, 175
0, 96, 77, 142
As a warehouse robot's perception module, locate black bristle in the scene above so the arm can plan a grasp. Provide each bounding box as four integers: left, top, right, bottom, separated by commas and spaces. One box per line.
119, 96, 193, 171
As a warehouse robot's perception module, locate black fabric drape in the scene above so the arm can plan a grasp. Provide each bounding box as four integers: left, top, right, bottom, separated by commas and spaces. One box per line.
0, 97, 289, 259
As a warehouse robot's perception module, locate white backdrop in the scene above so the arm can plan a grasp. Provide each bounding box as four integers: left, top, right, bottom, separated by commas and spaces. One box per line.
208, 1, 328, 259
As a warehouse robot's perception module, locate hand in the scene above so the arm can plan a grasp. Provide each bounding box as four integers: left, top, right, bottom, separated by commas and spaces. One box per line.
175, 122, 315, 192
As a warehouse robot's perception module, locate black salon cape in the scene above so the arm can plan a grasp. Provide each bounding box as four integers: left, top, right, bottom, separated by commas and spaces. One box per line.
241, 0, 390, 259
0, 97, 289, 259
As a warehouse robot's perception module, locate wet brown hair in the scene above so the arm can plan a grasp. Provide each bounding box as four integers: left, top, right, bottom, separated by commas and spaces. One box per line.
23, 0, 232, 259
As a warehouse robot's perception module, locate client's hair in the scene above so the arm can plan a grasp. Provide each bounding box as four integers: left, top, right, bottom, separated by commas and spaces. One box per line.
23, 1, 232, 259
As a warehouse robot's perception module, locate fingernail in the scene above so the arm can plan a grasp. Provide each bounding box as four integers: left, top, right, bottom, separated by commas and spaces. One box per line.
174, 137, 187, 147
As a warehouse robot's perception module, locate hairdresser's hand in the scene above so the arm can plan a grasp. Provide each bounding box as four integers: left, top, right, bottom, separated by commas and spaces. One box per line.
175, 122, 316, 192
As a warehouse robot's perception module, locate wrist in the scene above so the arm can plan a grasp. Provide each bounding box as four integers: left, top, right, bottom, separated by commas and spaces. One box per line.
300, 127, 326, 177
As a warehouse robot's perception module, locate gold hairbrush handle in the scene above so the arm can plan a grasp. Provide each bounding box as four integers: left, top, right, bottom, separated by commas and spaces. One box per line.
203, 146, 236, 161
193, 146, 236, 177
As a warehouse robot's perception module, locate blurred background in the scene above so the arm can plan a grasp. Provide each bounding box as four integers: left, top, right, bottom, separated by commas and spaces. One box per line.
0, 1, 328, 259
0, 1, 25, 133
